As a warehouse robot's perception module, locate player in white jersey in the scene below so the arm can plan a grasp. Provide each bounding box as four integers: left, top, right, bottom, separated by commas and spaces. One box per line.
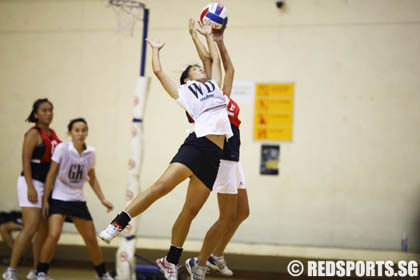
34, 118, 114, 280
98, 21, 233, 280
156, 20, 250, 280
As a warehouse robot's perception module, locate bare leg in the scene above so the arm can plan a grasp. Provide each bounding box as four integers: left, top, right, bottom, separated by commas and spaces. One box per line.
0, 222, 21, 251
213, 189, 249, 256
9, 207, 42, 268
197, 193, 237, 266
39, 214, 65, 263
125, 163, 192, 217
72, 218, 103, 265
32, 217, 48, 269
171, 175, 210, 247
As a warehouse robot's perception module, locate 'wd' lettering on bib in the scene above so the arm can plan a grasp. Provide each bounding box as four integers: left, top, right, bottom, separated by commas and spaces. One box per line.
177, 80, 233, 139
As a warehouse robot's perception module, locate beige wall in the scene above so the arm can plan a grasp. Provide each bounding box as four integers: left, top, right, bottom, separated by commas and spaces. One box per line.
1, 0, 419, 252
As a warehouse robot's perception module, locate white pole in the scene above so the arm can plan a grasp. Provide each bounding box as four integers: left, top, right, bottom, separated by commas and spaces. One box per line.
116, 76, 150, 280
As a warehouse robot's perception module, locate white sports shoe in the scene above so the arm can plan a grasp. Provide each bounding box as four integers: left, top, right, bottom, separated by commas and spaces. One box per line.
206, 255, 233, 276
26, 269, 36, 280
95, 272, 114, 280
185, 258, 208, 280
2, 269, 17, 280
98, 222, 123, 244
155, 257, 179, 280
35, 272, 53, 280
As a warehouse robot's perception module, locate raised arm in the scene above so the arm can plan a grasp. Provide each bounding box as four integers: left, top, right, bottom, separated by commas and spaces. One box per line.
189, 19, 212, 78
146, 38, 179, 99
214, 28, 235, 96
196, 23, 222, 88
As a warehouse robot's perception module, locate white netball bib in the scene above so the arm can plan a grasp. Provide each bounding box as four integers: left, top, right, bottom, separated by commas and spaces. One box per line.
51, 141, 95, 201
177, 80, 233, 138
57, 142, 94, 188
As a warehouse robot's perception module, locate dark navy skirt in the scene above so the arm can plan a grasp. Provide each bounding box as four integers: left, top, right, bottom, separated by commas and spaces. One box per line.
171, 132, 223, 190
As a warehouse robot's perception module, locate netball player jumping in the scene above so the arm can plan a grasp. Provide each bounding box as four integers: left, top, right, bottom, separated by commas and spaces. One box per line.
189, 20, 249, 278
98, 22, 233, 280
174, 20, 249, 279
197, 23, 250, 278
151, 20, 249, 280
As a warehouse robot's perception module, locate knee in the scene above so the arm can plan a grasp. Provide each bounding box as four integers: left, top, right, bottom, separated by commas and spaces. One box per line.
22, 224, 39, 237
47, 231, 61, 243
84, 235, 99, 247
150, 179, 172, 198
236, 206, 250, 223
180, 205, 201, 221
218, 213, 236, 228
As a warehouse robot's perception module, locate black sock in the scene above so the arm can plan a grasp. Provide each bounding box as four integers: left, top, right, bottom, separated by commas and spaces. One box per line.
113, 211, 131, 229
166, 245, 183, 265
37, 262, 50, 274
94, 262, 107, 277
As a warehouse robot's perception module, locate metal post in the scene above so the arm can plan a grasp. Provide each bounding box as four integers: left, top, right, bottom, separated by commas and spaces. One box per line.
140, 8, 149, 77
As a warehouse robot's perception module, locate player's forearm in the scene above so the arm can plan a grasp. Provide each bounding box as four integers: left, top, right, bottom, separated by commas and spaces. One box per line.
43, 170, 56, 203
206, 34, 222, 85
192, 33, 211, 62
22, 156, 34, 189
205, 34, 220, 63
216, 40, 234, 74
192, 34, 212, 77
90, 179, 106, 202
151, 48, 163, 75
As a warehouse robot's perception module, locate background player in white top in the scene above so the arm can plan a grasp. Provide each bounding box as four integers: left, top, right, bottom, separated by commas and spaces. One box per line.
35, 118, 114, 280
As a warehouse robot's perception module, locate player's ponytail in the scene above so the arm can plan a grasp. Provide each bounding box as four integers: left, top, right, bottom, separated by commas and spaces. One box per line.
180, 65, 193, 85
180, 64, 202, 85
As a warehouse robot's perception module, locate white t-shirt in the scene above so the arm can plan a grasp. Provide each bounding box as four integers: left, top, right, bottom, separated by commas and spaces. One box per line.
177, 80, 233, 139
51, 141, 96, 201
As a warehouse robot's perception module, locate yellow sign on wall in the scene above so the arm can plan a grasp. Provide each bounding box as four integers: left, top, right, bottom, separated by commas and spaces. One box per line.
254, 83, 294, 141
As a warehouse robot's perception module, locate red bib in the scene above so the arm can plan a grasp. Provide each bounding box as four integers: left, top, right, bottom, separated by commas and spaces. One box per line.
32, 126, 61, 163
226, 97, 241, 128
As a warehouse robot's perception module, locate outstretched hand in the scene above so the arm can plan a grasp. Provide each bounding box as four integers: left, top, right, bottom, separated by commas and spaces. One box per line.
146, 38, 165, 50
196, 21, 212, 36
213, 26, 226, 41
188, 18, 197, 36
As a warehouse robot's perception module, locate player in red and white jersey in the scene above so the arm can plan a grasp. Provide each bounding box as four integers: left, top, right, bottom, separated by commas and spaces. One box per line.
188, 21, 250, 278
3, 98, 61, 280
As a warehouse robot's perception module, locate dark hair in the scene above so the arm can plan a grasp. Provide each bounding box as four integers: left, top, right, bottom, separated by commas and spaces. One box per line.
68, 118, 88, 131
26, 98, 53, 123
179, 64, 201, 85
